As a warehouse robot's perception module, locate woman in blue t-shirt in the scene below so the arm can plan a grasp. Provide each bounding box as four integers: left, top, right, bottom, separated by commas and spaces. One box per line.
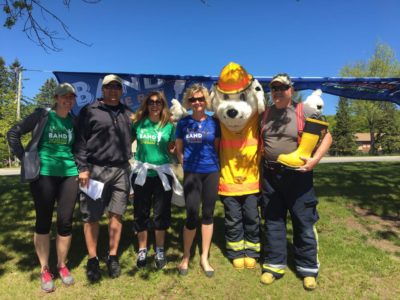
175, 84, 220, 277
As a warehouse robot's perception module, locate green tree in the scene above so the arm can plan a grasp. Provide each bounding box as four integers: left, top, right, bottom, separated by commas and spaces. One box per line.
330, 98, 357, 156
325, 115, 336, 129
0, 57, 17, 166
374, 102, 400, 154
340, 43, 400, 154
0, 57, 34, 166
33, 78, 57, 108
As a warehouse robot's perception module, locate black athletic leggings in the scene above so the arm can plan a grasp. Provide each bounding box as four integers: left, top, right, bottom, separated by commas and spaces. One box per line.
30, 175, 78, 236
183, 171, 219, 230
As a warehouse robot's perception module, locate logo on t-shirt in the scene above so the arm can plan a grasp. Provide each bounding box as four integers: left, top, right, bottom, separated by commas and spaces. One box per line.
48, 126, 73, 145
185, 128, 207, 143
139, 129, 162, 145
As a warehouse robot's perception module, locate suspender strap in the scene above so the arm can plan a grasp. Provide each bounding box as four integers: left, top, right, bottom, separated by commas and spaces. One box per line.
295, 102, 304, 144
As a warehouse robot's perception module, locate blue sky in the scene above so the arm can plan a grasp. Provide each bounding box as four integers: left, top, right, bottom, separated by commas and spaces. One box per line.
1, 0, 399, 115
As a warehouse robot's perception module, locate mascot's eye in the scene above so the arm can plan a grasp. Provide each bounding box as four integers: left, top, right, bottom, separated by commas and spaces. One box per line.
240, 94, 246, 101
255, 86, 261, 91
224, 94, 229, 100
317, 105, 322, 109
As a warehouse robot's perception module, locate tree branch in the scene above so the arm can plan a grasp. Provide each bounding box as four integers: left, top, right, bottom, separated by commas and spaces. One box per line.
1, 0, 100, 52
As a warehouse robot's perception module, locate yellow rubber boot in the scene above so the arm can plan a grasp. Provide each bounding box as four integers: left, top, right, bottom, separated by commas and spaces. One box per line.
303, 276, 317, 290
260, 272, 276, 285
232, 258, 245, 269
277, 118, 329, 168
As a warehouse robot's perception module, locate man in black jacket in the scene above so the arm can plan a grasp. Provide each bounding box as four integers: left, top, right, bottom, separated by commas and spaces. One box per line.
75, 74, 132, 281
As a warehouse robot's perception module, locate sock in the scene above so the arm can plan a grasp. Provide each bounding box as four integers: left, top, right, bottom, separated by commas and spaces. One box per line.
138, 248, 147, 261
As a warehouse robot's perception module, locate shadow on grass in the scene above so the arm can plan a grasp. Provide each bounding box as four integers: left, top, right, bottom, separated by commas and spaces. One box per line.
314, 162, 400, 255
0, 249, 12, 276
314, 162, 400, 219
3, 162, 398, 281
0, 176, 138, 279
127, 203, 228, 273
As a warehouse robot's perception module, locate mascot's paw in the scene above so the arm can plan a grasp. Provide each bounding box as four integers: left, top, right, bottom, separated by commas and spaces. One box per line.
170, 99, 188, 123
232, 258, 245, 270
244, 257, 257, 269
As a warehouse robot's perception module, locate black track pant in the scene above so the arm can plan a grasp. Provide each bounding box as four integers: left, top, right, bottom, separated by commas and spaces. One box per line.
30, 175, 78, 236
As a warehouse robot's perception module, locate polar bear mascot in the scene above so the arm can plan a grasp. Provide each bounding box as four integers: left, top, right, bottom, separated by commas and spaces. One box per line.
209, 62, 265, 270
303, 89, 324, 114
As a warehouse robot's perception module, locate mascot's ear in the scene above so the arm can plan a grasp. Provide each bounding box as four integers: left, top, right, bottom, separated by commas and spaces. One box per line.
253, 79, 266, 114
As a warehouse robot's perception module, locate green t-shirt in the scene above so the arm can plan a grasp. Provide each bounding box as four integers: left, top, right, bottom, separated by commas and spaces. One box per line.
38, 111, 78, 176
132, 118, 175, 177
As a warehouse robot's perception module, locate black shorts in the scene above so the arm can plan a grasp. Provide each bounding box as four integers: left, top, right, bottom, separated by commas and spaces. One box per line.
80, 164, 130, 222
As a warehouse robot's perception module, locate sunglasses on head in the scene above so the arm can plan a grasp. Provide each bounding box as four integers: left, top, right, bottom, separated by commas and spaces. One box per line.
104, 84, 122, 90
147, 99, 163, 106
270, 85, 290, 92
189, 96, 206, 103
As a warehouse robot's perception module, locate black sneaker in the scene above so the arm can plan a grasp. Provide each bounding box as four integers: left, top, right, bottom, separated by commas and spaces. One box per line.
154, 250, 167, 270
107, 255, 121, 278
86, 257, 101, 282
136, 249, 147, 268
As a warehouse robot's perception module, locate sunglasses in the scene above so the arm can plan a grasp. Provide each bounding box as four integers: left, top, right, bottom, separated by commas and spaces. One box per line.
189, 96, 206, 103
270, 85, 290, 92
104, 84, 122, 90
147, 100, 163, 106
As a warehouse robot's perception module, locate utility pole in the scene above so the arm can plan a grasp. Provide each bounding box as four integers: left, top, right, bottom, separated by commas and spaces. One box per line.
15, 67, 22, 120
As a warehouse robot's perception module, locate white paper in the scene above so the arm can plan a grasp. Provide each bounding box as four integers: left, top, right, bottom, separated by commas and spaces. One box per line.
79, 179, 104, 201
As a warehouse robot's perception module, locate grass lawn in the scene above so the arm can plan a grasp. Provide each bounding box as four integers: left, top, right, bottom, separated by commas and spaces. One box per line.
0, 162, 399, 299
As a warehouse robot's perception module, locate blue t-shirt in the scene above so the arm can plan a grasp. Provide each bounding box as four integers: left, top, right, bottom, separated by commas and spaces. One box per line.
175, 115, 220, 173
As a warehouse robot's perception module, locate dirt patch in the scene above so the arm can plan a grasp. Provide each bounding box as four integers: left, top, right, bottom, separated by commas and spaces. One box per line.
346, 205, 400, 258
352, 206, 400, 229
345, 217, 369, 235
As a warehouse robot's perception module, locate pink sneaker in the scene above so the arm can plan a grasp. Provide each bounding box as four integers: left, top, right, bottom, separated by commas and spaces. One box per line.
40, 266, 55, 293
58, 265, 75, 286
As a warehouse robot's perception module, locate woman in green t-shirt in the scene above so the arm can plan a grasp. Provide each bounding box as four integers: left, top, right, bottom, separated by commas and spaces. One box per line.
131, 91, 175, 270
7, 83, 78, 293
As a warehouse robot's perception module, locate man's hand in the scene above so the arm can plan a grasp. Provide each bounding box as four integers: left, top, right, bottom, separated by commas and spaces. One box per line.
79, 171, 90, 188
296, 157, 318, 173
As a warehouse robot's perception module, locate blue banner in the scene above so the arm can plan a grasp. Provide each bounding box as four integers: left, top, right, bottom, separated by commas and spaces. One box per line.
53, 71, 400, 115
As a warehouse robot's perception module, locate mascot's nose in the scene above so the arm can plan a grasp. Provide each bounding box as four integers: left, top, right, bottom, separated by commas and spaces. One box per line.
227, 109, 238, 118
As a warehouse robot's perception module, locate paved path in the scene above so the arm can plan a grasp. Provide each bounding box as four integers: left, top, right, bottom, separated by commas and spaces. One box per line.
1, 156, 399, 176
320, 156, 400, 163
0, 168, 20, 176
